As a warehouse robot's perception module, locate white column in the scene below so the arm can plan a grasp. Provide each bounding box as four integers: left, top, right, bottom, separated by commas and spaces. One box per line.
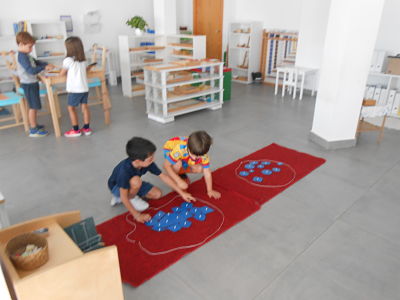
153, 0, 177, 35
310, 0, 385, 149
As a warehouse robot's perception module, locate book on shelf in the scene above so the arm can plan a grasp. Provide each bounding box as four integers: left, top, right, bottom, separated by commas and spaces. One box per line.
13, 21, 27, 34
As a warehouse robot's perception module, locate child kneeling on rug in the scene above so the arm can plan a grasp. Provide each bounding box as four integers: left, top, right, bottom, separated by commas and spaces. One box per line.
163, 131, 221, 199
108, 137, 195, 223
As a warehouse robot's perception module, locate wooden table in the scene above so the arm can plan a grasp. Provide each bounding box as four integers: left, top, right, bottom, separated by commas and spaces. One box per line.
0, 211, 123, 300
39, 70, 112, 137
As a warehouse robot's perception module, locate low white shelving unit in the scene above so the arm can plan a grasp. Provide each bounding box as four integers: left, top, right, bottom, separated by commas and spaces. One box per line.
143, 60, 224, 123
119, 34, 166, 97
27, 21, 67, 67
228, 22, 262, 84
0, 36, 17, 92
166, 34, 206, 61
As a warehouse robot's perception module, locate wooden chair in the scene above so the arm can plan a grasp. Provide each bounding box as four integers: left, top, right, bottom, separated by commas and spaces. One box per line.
84, 44, 112, 124
0, 92, 29, 132
356, 100, 389, 143
88, 44, 107, 107
0, 51, 61, 128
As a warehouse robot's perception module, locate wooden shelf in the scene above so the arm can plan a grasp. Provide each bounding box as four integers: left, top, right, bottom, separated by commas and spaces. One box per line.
0, 212, 123, 300
229, 22, 263, 85
144, 61, 223, 123
129, 46, 165, 52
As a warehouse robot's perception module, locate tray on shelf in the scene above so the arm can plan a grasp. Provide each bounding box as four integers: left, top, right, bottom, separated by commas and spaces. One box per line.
167, 84, 211, 98
129, 46, 165, 52
169, 43, 193, 48
168, 99, 205, 113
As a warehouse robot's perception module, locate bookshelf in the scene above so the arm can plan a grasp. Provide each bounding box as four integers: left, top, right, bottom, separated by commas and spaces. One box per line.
166, 34, 206, 61
0, 36, 17, 93
26, 21, 67, 68
228, 22, 262, 84
119, 34, 166, 97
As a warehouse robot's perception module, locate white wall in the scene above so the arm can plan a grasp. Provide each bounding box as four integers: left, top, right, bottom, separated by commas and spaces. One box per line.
295, 0, 331, 69
296, 0, 400, 70
311, 0, 385, 143
176, 0, 193, 30
375, 0, 400, 54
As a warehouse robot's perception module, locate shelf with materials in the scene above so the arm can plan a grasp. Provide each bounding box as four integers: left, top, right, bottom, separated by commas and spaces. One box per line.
365, 71, 400, 119
143, 60, 224, 123
26, 21, 67, 66
165, 34, 205, 61
0, 35, 17, 92
228, 22, 263, 84
119, 34, 167, 97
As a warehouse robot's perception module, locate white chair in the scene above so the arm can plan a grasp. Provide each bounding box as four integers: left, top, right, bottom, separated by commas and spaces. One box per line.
0, 192, 10, 229
281, 67, 298, 99
275, 66, 318, 100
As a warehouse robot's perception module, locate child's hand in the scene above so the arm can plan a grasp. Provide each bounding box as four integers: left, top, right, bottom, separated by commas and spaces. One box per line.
45, 64, 54, 71
181, 192, 196, 203
135, 213, 151, 223
207, 190, 221, 199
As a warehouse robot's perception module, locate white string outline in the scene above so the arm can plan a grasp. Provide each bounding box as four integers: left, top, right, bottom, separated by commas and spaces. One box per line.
125, 195, 225, 255
234, 159, 297, 188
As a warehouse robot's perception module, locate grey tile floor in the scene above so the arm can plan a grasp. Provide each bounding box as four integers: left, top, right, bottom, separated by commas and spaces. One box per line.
1, 83, 399, 299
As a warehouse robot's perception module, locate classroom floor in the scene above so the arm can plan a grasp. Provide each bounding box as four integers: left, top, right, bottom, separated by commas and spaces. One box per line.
1, 83, 400, 300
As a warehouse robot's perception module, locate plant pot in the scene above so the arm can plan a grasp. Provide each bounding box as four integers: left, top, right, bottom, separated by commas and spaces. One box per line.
135, 28, 144, 36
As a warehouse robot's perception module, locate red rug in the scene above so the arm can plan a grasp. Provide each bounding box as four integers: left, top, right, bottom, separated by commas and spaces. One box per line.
97, 180, 260, 287
212, 143, 326, 205
97, 143, 325, 286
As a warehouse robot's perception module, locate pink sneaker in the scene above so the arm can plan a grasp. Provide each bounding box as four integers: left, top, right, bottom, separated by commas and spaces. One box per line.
64, 129, 82, 137
81, 128, 93, 136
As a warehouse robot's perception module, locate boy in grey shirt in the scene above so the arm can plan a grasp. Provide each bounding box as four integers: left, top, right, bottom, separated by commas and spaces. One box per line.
16, 32, 54, 137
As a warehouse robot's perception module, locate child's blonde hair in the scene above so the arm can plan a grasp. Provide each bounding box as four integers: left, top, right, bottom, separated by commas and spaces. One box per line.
65, 36, 86, 62
16, 32, 35, 45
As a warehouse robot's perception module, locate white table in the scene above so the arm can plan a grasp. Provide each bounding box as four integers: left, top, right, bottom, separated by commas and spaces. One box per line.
275, 66, 318, 100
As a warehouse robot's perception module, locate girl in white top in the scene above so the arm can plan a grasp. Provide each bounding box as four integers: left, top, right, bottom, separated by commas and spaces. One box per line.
59, 37, 94, 137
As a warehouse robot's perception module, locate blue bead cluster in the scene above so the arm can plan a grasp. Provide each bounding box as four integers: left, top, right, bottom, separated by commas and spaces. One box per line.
239, 161, 284, 182
145, 202, 214, 232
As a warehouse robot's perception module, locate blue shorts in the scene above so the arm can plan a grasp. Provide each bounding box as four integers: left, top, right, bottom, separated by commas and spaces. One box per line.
21, 82, 41, 110
110, 181, 154, 198
68, 92, 89, 107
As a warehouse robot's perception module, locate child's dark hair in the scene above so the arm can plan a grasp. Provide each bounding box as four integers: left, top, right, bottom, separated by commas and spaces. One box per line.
187, 131, 212, 156
16, 32, 35, 45
126, 137, 156, 161
65, 36, 86, 62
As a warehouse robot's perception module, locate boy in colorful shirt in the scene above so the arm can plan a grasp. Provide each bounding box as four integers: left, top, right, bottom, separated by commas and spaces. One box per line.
163, 131, 221, 199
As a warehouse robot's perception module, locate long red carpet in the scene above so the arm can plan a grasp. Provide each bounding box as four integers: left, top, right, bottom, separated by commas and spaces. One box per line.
97, 143, 325, 287
212, 143, 326, 205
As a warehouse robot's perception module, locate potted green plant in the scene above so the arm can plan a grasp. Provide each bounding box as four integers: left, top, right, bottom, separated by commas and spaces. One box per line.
126, 16, 148, 35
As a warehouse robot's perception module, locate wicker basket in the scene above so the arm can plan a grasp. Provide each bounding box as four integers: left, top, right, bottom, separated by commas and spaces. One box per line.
6, 233, 49, 271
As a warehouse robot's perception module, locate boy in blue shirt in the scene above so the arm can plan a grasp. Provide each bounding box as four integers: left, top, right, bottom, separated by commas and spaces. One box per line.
16, 32, 54, 137
108, 137, 195, 223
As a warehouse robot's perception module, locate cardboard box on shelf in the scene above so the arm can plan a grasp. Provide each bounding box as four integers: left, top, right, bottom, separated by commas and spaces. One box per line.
386, 56, 400, 75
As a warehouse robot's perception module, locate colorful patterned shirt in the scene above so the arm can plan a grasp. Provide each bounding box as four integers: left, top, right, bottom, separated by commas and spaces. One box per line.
163, 136, 210, 168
